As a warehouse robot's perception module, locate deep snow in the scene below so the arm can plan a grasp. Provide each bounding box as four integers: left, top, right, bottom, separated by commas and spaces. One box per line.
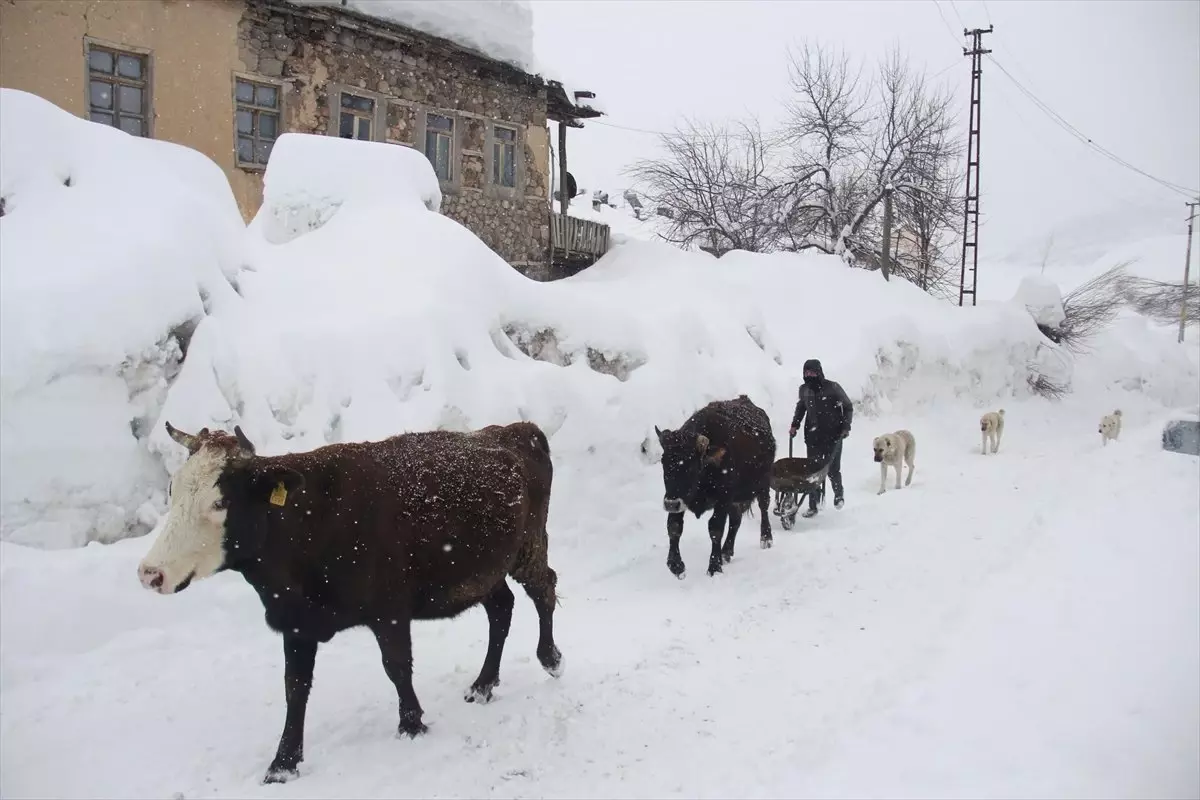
1, 92, 1199, 799
2, 399, 1197, 799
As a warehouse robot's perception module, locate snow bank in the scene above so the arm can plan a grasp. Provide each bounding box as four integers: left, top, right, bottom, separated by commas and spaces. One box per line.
158, 133, 1052, 480
0, 89, 245, 549
7, 121, 1194, 553
1013, 274, 1066, 328
290, 0, 535, 72
248, 132, 441, 245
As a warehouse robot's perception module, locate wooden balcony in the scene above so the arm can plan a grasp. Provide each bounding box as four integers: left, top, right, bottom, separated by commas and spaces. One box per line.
549, 212, 611, 274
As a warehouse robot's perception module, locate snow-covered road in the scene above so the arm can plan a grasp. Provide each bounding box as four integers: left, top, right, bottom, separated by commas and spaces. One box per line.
2, 402, 1197, 799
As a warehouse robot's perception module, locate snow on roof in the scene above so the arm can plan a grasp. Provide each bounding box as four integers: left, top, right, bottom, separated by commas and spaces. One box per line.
288, 0, 536, 73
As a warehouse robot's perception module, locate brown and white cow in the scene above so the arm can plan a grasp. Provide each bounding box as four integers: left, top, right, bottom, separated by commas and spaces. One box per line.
138, 421, 562, 784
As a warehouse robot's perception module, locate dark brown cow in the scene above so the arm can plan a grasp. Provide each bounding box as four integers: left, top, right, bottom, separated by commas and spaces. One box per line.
654, 394, 776, 578
137, 421, 562, 784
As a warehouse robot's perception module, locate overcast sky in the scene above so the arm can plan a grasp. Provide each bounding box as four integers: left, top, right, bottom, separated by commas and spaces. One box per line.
532, 0, 1200, 260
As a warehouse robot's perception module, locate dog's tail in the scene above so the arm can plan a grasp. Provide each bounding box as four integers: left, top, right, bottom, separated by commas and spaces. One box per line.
1113, 409, 1122, 417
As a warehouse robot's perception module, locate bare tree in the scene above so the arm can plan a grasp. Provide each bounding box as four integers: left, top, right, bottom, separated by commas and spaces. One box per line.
779, 42, 962, 287
626, 119, 785, 255
1120, 274, 1200, 329
1058, 262, 1129, 353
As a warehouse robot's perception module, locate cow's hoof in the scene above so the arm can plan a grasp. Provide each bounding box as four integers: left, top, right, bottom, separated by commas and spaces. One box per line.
760, 536, 773, 549
263, 766, 299, 785
464, 683, 496, 704
398, 717, 428, 738
668, 560, 686, 579
542, 647, 564, 681
675, 570, 686, 581
707, 563, 723, 577
540, 649, 564, 678
721, 550, 734, 564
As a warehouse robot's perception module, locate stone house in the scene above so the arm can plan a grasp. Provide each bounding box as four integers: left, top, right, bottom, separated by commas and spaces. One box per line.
0, 0, 609, 279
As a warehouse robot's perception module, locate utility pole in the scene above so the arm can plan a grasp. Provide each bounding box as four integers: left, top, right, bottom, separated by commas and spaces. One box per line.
1181, 199, 1198, 343
881, 185, 894, 281
958, 25, 993, 307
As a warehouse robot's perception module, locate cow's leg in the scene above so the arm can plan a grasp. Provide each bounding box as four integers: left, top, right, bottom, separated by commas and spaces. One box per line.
263, 634, 318, 784
514, 565, 563, 678
465, 580, 515, 704
666, 511, 686, 578
757, 485, 773, 548
721, 504, 743, 563
372, 618, 426, 738
706, 507, 728, 576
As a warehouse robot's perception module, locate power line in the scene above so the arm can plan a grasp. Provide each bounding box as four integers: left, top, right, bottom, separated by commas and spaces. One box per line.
986, 55, 1200, 198
948, 0, 967, 28
979, 0, 994, 27
930, 0, 962, 46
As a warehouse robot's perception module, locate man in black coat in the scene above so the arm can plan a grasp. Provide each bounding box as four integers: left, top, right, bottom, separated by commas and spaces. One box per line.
789, 358, 853, 517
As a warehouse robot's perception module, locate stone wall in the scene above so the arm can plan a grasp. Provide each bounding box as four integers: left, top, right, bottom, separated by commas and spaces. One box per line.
239, 0, 553, 274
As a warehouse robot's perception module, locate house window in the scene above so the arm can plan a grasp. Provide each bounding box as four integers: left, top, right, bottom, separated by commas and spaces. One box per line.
87, 45, 148, 136
339, 93, 375, 140
493, 125, 517, 188
235, 78, 280, 167
424, 113, 453, 181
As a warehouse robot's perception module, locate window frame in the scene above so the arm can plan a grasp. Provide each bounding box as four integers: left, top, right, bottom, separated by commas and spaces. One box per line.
84, 39, 152, 137
233, 75, 283, 170
491, 124, 519, 189
339, 91, 377, 142
424, 112, 455, 183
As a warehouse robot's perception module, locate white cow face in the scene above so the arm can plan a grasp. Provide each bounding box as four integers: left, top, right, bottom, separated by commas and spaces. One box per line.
137, 423, 258, 595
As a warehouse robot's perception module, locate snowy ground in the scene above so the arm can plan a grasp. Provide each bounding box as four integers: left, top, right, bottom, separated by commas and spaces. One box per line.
3, 395, 1197, 799
2, 92, 1198, 799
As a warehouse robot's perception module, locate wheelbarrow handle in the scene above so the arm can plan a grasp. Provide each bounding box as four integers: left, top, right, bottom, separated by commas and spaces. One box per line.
788, 432, 795, 459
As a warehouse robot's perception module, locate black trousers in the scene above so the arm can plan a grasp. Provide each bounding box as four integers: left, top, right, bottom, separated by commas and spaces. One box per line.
805, 438, 844, 510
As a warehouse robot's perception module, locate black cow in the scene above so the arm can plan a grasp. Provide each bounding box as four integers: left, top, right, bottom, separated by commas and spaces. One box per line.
653, 395, 776, 578
137, 421, 562, 784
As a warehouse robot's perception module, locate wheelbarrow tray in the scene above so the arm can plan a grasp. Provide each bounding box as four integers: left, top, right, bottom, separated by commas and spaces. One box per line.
769, 456, 833, 494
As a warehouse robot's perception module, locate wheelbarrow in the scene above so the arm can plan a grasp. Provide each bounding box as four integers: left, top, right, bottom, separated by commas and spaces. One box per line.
770, 435, 836, 530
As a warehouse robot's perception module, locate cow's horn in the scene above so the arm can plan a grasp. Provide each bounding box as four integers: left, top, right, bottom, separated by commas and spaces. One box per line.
165, 421, 200, 453
233, 425, 257, 456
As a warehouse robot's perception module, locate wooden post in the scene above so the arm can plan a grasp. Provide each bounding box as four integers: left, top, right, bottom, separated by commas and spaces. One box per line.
558, 120, 570, 218
880, 185, 894, 282
1181, 200, 1198, 343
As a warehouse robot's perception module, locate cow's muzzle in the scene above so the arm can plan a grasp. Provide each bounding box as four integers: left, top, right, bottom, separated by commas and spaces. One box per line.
663, 497, 684, 514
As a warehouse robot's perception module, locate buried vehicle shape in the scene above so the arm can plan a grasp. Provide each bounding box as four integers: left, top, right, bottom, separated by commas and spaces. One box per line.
653, 394, 777, 578
137, 421, 563, 784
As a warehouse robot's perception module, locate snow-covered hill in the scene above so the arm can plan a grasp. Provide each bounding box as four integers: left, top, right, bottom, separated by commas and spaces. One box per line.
1, 88, 1198, 799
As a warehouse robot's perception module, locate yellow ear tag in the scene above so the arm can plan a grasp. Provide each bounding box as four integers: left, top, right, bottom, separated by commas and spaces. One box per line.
269, 482, 288, 507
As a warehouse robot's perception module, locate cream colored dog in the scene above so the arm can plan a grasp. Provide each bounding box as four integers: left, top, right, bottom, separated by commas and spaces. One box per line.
872, 430, 916, 494
1099, 409, 1122, 445
980, 409, 1005, 455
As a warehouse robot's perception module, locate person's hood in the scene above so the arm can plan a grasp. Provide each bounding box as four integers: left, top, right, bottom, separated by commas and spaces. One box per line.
802, 359, 825, 382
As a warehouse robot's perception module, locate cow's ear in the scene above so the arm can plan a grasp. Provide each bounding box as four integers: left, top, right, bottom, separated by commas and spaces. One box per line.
706, 447, 726, 464
254, 467, 305, 508
654, 425, 665, 442
695, 434, 709, 454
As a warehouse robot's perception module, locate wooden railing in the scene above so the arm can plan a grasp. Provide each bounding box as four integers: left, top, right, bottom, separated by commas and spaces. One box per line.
549, 212, 611, 263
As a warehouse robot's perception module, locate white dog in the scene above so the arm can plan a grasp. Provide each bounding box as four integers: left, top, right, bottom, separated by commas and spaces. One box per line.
1098, 409, 1122, 446
980, 409, 1005, 455
872, 430, 916, 494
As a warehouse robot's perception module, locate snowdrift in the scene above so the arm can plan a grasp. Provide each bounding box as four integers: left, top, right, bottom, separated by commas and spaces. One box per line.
3, 113, 1195, 552
0, 89, 245, 549
160, 133, 1053, 474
